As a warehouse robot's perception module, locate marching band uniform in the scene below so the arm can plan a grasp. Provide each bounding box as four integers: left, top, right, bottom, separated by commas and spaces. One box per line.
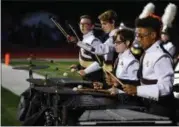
103, 28, 141, 105
84, 29, 118, 75
122, 3, 177, 121
91, 29, 117, 55
79, 31, 102, 68
79, 30, 104, 81
137, 40, 174, 100
115, 49, 139, 83
102, 29, 118, 72
137, 40, 176, 120
113, 49, 140, 105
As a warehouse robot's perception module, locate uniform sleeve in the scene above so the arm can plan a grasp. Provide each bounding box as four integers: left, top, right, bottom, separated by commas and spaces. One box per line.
91, 38, 102, 47
116, 59, 139, 80
137, 55, 174, 101
92, 37, 115, 55
84, 61, 101, 74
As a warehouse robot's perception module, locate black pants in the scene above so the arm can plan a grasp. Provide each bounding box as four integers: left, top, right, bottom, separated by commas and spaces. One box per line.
149, 103, 176, 120
141, 94, 177, 125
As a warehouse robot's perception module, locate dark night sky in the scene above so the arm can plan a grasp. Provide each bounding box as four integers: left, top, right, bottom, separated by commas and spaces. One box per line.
2, 0, 179, 50
2, 0, 179, 27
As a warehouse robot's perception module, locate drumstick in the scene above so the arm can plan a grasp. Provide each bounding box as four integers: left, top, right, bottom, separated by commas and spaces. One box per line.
51, 18, 68, 36
67, 24, 102, 66
103, 68, 125, 87
50, 18, 68, 37
66, 23, 121, 87
68, 24, 81, 41
93, 54, 124, 87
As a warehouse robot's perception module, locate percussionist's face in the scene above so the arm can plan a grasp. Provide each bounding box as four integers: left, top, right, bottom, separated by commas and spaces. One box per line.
100, 20, 114, 33
114, 35, 127, 53
79, 18, 94, 35
135, 27, 156, 50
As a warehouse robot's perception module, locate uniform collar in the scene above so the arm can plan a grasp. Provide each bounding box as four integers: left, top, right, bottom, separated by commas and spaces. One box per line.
118, 49, 130, 58
163, 40, 172, 45
109, 29, 118, 37
83, 31, 93, 38
145, 40, 161, 53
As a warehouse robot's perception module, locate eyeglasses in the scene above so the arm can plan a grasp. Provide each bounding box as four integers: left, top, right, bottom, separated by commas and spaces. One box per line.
115, 41, 124, 45
135, 32, 151, 39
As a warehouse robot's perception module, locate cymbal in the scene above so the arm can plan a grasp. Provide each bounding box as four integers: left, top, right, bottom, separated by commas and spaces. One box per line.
13, 64, 49, 70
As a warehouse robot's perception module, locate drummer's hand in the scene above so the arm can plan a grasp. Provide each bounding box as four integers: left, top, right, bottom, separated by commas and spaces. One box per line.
67, 35, 77, 43
70, 64, 77, 69
122, 84, 137, 96
78, 70, 86, 77
111, 78, 119, 87
93, 82, 103, 90
105, 73, 113, 86
108, 87, 119, 95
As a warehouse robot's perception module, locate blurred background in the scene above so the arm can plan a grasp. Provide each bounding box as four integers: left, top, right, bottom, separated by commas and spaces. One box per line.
2, 0, 179, 59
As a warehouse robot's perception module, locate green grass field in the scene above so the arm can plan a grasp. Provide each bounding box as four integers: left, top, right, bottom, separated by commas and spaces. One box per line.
1, 87, 21, 126
10, 60, 81, 79
1, 60, 80, 126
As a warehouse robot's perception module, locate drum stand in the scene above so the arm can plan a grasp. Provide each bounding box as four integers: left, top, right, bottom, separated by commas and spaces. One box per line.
44, 74, 54, 126
44, 75, 62, 126
28, 57, 35, 67
27, 58, 62, 125
28, 56, 35, 96
24, 67, 34, 119
29, 68, 33, 96
53, 84, 61, 126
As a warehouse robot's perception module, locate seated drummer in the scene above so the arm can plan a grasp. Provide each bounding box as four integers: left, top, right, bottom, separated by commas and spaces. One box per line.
109, 29, 139, 87
94, 28, 140, 96
69, 15, 104, 82
117, 15, 176, 122
78, 10, 119, 84
102, 29, 140, 106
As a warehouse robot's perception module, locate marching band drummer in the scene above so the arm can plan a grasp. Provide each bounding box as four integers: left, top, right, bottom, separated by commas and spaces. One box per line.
106, 29, 140, 90
95, 28, 141, 106
69, 15, 104, 82
78, 10, 118, 82
118, 15, 176, 123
